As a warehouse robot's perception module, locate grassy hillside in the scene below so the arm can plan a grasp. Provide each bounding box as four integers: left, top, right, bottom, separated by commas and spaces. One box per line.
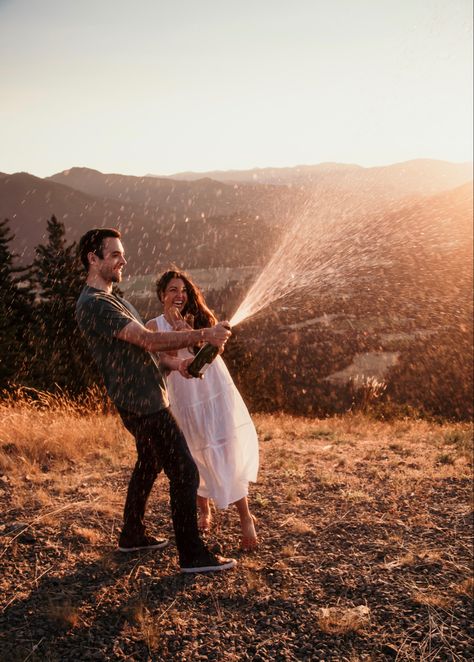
0, 171, 471, 420
0, 393, 472, 660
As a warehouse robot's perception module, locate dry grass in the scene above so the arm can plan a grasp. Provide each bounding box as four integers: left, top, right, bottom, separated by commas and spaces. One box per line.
46, 599, 82, 629
0, 387, 133, 475
2, 393, 469, 485
317, 605, 371, 635
0, 393, 472, 661
453, 577, 474, 599
411, 590, 454, 609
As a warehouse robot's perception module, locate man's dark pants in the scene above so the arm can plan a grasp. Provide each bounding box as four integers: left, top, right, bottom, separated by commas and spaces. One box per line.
118, 407, 205, 565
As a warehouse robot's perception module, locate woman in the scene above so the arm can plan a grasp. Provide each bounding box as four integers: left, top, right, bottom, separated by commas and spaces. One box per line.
146, 269, 259, 550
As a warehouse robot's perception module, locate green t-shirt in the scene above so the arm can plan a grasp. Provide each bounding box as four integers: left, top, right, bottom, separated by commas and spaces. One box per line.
76, 285, 169, 414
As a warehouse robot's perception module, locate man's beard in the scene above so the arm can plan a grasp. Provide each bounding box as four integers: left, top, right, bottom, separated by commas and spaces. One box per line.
100, 266, 122, 283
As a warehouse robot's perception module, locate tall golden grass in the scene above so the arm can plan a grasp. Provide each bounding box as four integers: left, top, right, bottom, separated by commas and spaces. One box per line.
0, 386, 132, 475
0, 388, 471, 480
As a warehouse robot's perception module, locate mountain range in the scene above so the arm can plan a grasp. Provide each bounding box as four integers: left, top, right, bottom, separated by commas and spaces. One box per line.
160, 159, 473, 195
1, 159, 472, 418
0, 160, 472, 273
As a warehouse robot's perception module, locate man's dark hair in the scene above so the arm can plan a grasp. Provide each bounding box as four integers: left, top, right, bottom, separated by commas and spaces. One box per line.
78, 228, 121, 271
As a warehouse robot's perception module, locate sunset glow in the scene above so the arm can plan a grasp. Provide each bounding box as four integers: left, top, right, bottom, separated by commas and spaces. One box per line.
0, 0, 472, 178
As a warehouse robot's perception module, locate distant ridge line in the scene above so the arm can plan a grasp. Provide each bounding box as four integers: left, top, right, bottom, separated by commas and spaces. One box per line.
149, 158, 473, 181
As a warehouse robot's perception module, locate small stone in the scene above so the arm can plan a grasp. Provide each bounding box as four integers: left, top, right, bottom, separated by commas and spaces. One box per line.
381, 643, 398, 658
18, 532, 36, 544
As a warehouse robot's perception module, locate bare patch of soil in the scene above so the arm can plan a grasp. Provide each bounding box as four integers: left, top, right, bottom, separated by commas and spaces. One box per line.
0, 414, 472, 661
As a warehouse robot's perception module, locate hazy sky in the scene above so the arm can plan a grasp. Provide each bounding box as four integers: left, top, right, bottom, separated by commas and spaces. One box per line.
1, 0, 472, 177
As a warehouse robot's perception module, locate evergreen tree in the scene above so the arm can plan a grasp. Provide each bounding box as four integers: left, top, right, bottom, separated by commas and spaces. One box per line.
31, 216, 93, 392
0, 218, 34, 388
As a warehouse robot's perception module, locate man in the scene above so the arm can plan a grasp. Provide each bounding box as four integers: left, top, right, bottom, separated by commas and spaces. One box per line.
76, 228, 236, 574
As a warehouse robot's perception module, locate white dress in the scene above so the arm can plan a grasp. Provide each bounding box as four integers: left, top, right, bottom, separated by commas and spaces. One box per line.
154, 315, 259, 508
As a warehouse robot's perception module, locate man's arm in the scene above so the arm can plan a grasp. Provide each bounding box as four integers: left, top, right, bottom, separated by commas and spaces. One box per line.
116, 320, 231, 352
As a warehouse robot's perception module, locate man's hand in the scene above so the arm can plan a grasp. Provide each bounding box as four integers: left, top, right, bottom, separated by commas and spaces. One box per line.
204, 322, 231, 347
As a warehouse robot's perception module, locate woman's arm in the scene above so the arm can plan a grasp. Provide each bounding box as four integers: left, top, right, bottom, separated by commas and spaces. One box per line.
159, 353, 194, 379
144, 322, 194, 376
159, 353, 181, 372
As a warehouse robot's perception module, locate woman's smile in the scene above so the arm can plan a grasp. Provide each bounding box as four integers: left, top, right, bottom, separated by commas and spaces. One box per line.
163, 277, 188, 312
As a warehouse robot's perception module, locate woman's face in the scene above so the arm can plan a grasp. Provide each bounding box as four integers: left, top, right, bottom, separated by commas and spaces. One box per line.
161, 277, 188, 313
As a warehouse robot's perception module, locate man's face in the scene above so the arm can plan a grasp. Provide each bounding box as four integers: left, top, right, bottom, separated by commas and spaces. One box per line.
94, 237, 127, 283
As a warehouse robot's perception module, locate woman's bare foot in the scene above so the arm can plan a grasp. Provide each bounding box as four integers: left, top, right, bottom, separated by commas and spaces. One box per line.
197, 496, 212, 532
198, 510, 212, 532
240, 514, 258, 551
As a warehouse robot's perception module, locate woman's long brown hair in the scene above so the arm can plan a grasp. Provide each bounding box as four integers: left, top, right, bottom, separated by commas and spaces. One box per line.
156, 269, 218, 329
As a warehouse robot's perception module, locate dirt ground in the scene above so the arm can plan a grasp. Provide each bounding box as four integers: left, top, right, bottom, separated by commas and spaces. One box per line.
0, 413, 472, 661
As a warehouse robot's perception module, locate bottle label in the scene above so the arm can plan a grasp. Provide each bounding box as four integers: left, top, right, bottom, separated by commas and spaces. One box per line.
200, 362, 211, 375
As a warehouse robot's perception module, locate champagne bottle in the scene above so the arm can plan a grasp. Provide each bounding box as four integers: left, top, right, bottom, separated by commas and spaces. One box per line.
187, 323, 230, 378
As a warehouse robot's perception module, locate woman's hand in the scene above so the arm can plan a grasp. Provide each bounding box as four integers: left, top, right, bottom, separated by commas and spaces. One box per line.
168, 305, 192, 331
177, 357, 197, 379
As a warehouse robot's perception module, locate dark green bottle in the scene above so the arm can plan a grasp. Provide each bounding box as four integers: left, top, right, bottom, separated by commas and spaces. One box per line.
187, 323, 230, 378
